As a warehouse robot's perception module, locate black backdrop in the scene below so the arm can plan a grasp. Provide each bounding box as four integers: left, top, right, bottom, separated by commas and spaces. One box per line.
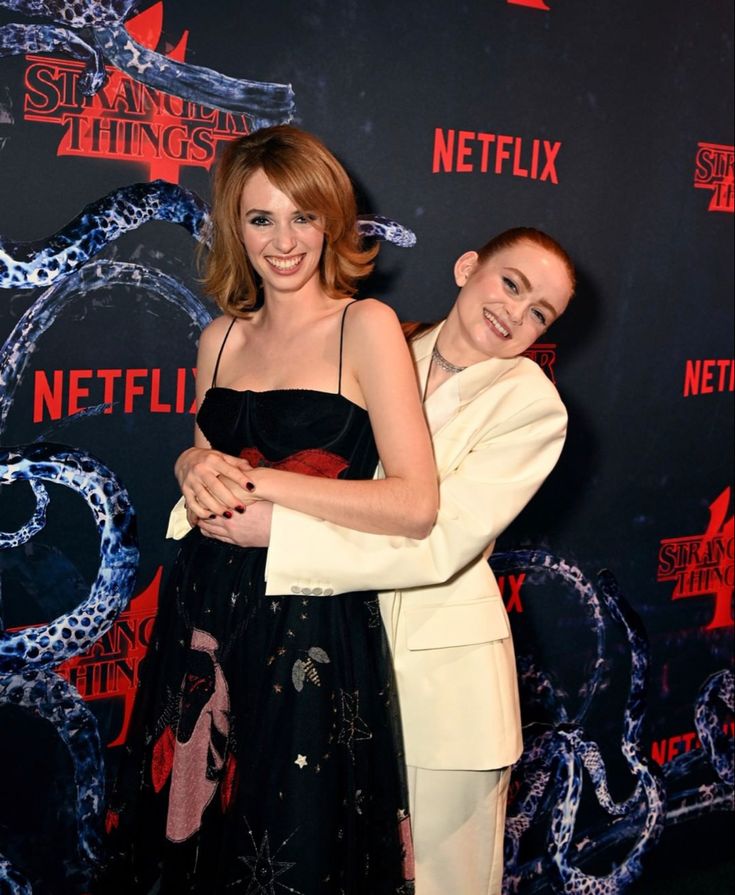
0, 2, 733, 893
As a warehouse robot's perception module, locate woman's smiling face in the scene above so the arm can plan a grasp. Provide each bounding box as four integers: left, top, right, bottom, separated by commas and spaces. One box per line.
451, 239, 573, 361
239, 167, 325, 297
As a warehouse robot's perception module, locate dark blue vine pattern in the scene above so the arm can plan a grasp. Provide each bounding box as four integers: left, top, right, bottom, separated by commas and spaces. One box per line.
0, 443, 139, 892
489, 551, 733, 894
0, 0, 296, 126
0, 180, 208, 291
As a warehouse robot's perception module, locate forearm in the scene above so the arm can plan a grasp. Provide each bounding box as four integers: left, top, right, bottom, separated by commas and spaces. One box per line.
265, 395, 567, 595
250, 466, 437, 539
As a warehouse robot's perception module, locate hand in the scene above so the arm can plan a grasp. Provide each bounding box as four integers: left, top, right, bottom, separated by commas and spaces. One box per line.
198, 500, 274, 547
175, 447, 255, 518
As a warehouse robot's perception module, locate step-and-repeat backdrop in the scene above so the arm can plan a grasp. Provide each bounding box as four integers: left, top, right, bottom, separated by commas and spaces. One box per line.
0, 2, 732, 893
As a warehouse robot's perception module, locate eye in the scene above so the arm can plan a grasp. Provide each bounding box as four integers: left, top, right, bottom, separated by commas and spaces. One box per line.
295, 212, 320, 225
531, 307, 547, 326
248, 215, 270, 227
502, 276, 519, 295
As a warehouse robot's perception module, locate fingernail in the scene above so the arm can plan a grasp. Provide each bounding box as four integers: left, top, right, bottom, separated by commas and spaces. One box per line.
223, 511, 232, 519
235, 505, 245, 514
208, 514, 216, 520
246, 482, 255, 492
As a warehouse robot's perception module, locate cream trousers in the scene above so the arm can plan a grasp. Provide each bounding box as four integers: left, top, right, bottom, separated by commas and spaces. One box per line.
407, 765, 510, 895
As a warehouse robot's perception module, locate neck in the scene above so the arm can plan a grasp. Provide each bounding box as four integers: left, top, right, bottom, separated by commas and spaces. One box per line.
259, 280, 330, 327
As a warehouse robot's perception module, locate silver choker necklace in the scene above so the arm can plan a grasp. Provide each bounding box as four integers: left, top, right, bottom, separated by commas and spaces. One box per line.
431, 345, 467, 375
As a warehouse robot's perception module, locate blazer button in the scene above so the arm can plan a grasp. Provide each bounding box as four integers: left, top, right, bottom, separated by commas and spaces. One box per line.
312, 587, 323, 596
301, 587, 312, 595
291, 586, 300, 594
323, 588, 334, 596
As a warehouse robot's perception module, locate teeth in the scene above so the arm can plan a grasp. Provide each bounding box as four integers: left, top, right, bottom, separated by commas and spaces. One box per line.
483, 309, 510, 337
267, 255, 302, 271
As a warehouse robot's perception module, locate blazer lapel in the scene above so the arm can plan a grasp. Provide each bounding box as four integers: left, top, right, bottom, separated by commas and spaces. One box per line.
412, 322, 524, 474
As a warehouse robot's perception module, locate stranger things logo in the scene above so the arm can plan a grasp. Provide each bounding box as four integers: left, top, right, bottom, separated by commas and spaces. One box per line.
657, 488, 734, 631
21, 3, 248, 183
523, 342, 557, 383
694, 142, 734, 213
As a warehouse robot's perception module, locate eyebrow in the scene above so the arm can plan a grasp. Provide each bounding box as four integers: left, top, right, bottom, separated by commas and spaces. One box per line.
505, 267, 559, 320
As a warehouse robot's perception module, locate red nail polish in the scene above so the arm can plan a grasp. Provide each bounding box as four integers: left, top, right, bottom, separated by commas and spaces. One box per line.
223, 510, 232, 519
246, 482, 255, 492
235, 505, 245, 514
208, 514, 216, 520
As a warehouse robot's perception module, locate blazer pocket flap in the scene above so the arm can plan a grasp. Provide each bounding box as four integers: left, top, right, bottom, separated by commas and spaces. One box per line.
406, 599, 510, 650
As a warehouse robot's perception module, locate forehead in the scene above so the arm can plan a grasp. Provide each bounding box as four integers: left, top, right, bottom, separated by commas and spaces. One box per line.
239, 168, 296, 211
486, 241, 571, 289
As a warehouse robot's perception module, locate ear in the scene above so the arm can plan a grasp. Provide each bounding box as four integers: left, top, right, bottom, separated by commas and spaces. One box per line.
454, 251, 479, 287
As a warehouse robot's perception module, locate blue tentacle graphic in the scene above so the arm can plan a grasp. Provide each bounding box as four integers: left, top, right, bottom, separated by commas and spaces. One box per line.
94, 25, 295, 125
0, 0, 295, 121
0, 668, 105, 870
0, 443, 139, 672
0, 180, 208, 291
492, 552, 665, 894
0, 857, 32, 895
0, 22, 106, 93
356, 215, 417, 248
694, 669, 734, 787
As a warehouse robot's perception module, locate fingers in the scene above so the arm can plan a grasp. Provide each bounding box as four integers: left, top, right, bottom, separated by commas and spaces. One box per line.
218, 472, 260, 506
179, 449, 255, 517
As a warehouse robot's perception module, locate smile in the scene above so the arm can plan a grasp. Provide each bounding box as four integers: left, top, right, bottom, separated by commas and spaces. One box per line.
265, 254, 305, 273
483, 309, 511, 339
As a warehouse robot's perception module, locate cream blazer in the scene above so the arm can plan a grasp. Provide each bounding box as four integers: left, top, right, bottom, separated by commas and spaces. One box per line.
260, 323, 568, 770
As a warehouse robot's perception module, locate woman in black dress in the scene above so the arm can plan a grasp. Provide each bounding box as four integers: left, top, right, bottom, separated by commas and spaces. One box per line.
101, 125, 437, 895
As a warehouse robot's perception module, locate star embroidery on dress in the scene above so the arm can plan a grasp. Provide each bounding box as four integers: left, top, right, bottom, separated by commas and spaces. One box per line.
229, 826, 302, 895
294, 754, 308, 769
336, 690, 372, 759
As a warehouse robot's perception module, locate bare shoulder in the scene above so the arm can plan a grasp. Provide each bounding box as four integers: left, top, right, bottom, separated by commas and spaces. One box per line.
346, 297, 401, 333
200, 314, 231, 344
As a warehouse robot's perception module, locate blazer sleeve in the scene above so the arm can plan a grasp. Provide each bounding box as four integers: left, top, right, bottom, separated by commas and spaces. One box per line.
264, 392, 567, 596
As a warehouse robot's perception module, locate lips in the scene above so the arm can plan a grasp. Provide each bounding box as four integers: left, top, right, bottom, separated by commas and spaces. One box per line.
265, 254, 305, 273
483, 308, 511, 339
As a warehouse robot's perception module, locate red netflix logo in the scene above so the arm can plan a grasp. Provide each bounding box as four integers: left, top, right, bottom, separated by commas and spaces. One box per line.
657, 488, 734, 631
497, 573, 527, 613
507, 0, 550, 8
650, 721, 735, 765
694, 143, 734, 213
683, 359, 734, 396
433, 128, 561, 184
33, 366, 198, 423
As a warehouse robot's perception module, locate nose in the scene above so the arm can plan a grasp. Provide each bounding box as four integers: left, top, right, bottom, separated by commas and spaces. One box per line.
273, 223, 297, 253
506, 306, 522, 326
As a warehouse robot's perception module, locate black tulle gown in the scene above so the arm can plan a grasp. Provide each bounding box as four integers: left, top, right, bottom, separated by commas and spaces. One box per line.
100, 387, 414, 895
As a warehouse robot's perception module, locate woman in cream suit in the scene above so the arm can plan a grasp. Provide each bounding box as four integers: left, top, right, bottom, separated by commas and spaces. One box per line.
173, 227, 576, 894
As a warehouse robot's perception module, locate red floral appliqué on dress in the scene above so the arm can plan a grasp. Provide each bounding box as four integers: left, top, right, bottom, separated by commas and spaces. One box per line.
240, 447, 349, 479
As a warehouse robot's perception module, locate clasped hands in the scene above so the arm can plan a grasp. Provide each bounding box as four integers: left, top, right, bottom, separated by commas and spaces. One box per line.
175, 447, 272, 547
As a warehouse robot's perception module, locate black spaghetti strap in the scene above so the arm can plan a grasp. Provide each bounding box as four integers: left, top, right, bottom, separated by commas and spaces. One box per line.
337, 301, 356, 395
211, 317, 237, 388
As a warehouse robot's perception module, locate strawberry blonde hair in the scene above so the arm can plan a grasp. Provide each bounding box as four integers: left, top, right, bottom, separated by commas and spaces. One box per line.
202, 125, 378, 315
